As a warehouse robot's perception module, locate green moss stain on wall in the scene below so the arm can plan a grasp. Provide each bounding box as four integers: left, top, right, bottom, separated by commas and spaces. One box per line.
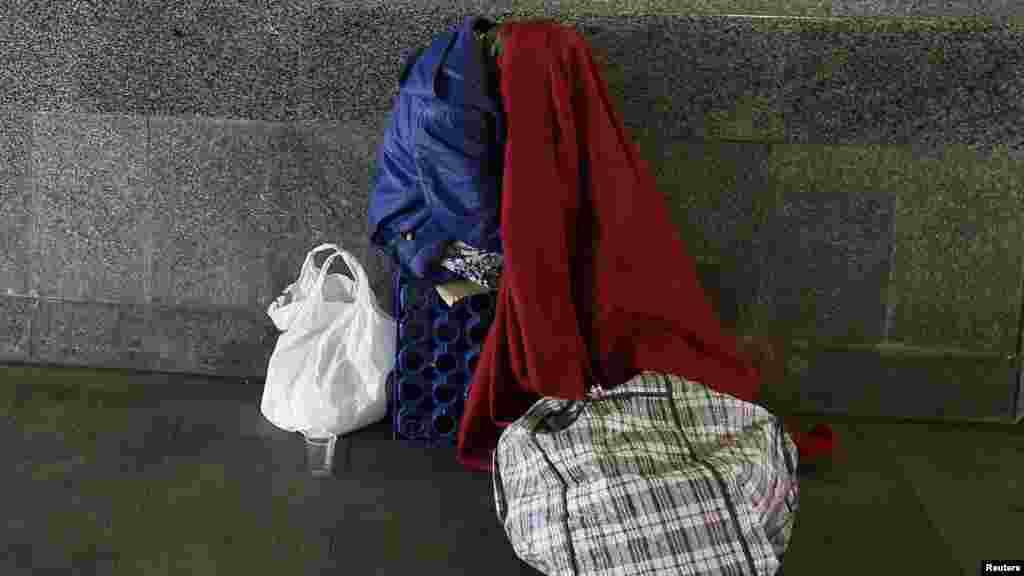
765, 144, 909, 197
887, 144, 1024, 352
741, 144, 903, 339
645, 0, 837, 18
702, 93, 786, 142
813, 45, 852, 84
747, 143, 1024, 353
650, 140, 769, 263
501, 0, 654, 19
649, 139, 1024, 419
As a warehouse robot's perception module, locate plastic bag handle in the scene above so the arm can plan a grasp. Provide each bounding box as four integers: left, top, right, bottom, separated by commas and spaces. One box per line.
300, 243, 342, 282
493, 450, 509, 523
282, 244, 342, 303
311, 249, 348, 300
338, 250, 372, 308
308, 247, 371, 307
284, 245, 344, 323
310, 248, 378, 316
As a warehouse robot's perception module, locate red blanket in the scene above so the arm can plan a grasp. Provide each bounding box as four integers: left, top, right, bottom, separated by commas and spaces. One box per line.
457, 20, 832, 471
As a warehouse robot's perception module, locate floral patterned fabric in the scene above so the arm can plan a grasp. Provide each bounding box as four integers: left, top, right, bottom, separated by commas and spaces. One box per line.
440, 241, 504, 291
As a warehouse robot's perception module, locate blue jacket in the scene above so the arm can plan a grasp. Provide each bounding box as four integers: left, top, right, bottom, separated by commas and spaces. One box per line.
368, 17, 506, 284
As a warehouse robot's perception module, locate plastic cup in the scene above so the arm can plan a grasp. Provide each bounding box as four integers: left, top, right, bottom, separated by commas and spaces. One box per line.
304, 434, 337, 478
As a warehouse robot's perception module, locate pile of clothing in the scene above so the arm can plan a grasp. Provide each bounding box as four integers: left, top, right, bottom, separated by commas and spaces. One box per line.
368, 16, 835, 576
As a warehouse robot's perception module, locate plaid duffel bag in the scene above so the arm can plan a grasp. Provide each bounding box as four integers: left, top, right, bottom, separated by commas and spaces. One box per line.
493, 371, 799, 576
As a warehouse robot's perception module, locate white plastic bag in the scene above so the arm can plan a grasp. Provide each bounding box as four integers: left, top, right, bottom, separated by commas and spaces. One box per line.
260, 243, 396, 438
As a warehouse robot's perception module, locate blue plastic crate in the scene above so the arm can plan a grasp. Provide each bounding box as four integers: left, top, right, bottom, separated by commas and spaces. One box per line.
390, 270, 496, 446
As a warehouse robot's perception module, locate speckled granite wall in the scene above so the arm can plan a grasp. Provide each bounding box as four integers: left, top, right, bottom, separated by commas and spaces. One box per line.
0, 109, 392, 378
1, 1, 1021, 421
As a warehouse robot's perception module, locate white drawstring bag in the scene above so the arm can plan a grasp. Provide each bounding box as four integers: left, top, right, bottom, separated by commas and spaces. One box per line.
261, 243, 396, 438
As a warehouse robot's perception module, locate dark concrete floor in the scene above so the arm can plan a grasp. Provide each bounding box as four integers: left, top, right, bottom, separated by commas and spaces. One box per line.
1, 364, 1021, 575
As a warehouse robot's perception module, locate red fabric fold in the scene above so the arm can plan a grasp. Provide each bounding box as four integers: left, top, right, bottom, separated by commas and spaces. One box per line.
456, 20, 832, 472
786, 420, 839, 462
